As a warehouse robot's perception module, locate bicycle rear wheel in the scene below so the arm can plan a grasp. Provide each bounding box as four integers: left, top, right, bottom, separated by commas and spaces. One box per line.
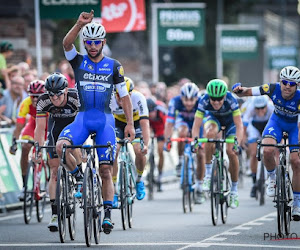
23, 161, 35, 224
93, 174, 102, 244
182, 156, 189, 213
276, 165, 285, 237
188, 158, 195, 212
83, 166, 93, 247
67, 174, 76, 241
36, 162, 48, 222
211, 158, 220, 226
148, 152, 155, 201
56, 166, 67, 243
221, 164, 230, 224
120, 162, 128, 230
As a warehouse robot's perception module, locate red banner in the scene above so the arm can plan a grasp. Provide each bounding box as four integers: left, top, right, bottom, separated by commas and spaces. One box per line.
101, 0, 146, 33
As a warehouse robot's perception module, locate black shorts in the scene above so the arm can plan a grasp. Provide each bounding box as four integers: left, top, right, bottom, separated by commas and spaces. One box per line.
115, 120, 142, 140
46, 117, 74, 159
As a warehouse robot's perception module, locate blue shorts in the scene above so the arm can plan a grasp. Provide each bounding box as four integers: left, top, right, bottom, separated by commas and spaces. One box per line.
204, 114, 236, 138
59, 108, 117, 164
263, 113, 299, 152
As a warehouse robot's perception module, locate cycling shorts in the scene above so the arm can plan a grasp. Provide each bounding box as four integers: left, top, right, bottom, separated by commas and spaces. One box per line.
115, 120, 142, 140
204, 114, 236, 139
58, 108, 116, 165
263, 113, 299, 152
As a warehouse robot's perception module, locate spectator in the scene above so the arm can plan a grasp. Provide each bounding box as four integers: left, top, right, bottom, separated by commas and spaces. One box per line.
22, 71, 35, 94
0, 75, 25, 124
58, 60, 75, 88
0, 41, 14, 89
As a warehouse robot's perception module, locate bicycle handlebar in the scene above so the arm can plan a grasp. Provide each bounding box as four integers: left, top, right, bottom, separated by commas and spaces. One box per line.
195, 138, 236, 144
170, 138, 193, 143
256, 140, 299, 161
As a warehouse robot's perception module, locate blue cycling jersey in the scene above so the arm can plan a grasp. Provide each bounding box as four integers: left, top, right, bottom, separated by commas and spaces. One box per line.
68, 50, 124, 113
167, 95, 199, 129
258, 83, 300, 123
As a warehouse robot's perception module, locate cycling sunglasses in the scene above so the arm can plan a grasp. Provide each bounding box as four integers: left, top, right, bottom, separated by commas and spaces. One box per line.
210, 96, 224, 102
255, 106, 266, 110
85, 40, 102, 46
281, 79, 297, 87
29, 94, 41, 99
48, 89, 66, 97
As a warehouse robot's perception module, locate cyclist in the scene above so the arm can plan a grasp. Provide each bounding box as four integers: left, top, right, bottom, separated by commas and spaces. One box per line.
9, 80, 46, 200
192, 79, 243, 209
242, 95, 274, 197
147, 97, 167, 191
34, 72, 80, 232
111, 77, 149, 207
56, 10, 135, 234
164, 82, 206, 204
232, 65, 300, 220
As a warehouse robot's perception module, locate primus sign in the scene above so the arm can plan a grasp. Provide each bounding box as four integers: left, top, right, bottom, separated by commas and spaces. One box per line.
157, 4, 206, 46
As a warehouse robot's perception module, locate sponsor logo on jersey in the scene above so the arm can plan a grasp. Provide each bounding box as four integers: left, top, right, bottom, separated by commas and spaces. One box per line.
262, 83, 270, 93
83, 84, 106, 92
298, 104, 300, 110
83, 73, 111, 81
99, 68, 112, 72
117, 66, 124, 77
88, 64, 94, 71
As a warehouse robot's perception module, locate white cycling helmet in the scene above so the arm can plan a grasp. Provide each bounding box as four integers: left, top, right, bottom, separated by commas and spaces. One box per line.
254, 96, 268, 109
279, 66, 300, 82
180, 82, 199, 99
82, 22, 106, 40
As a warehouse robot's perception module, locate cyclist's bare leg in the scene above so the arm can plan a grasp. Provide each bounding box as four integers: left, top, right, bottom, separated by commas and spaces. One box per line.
226, 143, 239, 182
20, 143, 32, 178
262, 137, 277, 171
99, 164, 114, 201
157, 140, 164, 174
48, 158, 59, 200
196, 147, 205, 180
290, 152, 300, 191
56, 139, 77, 171
112, 144, 121, 192
177, 125, 188, 156
204, 123, 218, 164
249, 142, 258, 175
133, 143, 146, 181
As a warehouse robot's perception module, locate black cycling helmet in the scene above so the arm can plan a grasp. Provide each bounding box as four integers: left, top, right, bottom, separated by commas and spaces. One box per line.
146, 98, 157, 112
45, 72, 68, 92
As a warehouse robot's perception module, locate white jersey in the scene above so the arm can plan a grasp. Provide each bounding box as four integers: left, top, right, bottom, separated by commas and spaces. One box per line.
111, 90, 149, 123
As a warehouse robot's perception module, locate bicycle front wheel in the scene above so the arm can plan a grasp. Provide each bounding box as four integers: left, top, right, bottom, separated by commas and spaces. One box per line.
210, 158, 220, 226
221, 163, 230, 224
56, 166, 67, 243
284, 171, 292, 235
276, 165, 285, 237
83, 166, 93, 247
148, 152, 155, 201
119, 162, 128, 230
36, 162, 48, 222
93, 174, 102, 244
23, 161, 35, 224
67, 173, 76, 241
182, 156, 189, 213
258, 161, 265, 206
127, 165, 134, 228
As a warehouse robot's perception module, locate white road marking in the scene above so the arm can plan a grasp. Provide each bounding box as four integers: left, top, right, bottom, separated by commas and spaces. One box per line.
0, 208, 51, 221
178, 211, 277, 250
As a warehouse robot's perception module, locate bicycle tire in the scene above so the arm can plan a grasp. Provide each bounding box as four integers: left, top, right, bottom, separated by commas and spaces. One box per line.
211, 158, 220, 226
120, 161, 128, 230
93, 174, 102, 244
23, 161, 35, 224
67, 174, 76, 241
238, 152, 244, 188
188, 156, 195, 212
127, 164, 134, 228
182, 156, 189, 213
148, 151, 155, 201
258, 161, 265, 206
83, 166, 93, 247
36, 162, 48, 222
221, 164, 230, 224
284, 171, 292, 235
276, 165, 285, 237
56, 166, 67, 243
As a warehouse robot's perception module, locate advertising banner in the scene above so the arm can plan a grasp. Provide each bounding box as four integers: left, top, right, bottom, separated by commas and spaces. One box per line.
40, 0, 101, 19
102, 0, 146, 33
268, 46, 298, 69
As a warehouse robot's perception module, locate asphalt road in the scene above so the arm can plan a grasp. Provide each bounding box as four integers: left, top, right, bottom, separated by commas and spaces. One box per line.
1, 174, 300, 250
